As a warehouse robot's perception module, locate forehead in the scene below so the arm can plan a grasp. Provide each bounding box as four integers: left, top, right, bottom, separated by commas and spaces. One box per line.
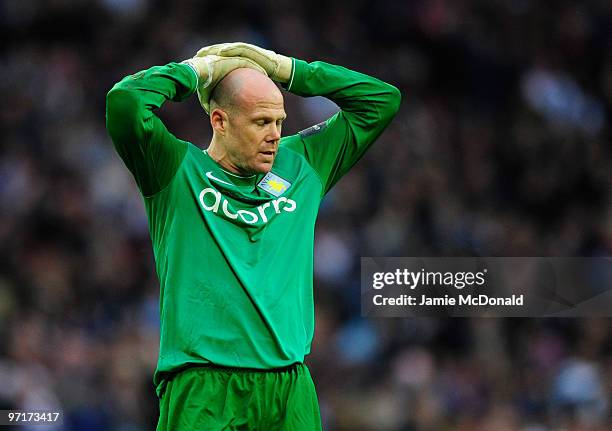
240, 94, 286, 118
250, 101, 286, 118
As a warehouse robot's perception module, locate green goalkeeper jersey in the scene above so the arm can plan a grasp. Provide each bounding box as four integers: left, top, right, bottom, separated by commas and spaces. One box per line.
106, 58, 400, 397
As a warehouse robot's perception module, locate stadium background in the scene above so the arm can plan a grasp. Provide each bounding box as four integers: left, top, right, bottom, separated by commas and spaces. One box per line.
1, 0, 611, 429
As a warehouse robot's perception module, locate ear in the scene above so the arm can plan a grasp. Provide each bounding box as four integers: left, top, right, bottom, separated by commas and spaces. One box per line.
210, 108, 228, 135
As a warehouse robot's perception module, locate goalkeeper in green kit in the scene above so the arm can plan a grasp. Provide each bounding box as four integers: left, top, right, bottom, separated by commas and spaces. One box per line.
106, 42, 400, 430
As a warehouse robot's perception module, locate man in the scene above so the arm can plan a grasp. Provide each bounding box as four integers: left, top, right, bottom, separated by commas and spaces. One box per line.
106, 42, 400, 430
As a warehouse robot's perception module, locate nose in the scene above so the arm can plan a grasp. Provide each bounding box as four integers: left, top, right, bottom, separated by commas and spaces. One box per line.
268, 123, 281, 141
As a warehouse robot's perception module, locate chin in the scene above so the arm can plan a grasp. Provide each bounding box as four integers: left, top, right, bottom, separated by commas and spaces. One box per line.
252, 160, 274, 174
254, 165, 273, 174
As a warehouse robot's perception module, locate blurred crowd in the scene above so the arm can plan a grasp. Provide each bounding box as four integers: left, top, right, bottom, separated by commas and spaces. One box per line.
1, 0, 612, 430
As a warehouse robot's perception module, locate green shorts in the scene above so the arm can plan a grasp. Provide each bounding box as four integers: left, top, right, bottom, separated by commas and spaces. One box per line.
156, 363, 322, 431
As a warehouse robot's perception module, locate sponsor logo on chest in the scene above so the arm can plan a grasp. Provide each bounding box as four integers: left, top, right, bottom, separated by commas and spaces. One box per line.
198, 187, 297, 225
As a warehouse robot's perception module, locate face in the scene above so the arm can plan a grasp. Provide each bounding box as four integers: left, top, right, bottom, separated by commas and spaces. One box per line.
227, 99, 286, 174
212, 87, 286, 175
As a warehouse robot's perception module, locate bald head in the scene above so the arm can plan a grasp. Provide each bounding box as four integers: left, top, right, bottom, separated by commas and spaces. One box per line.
207, 67, 286, 175
210, 68, 283, 115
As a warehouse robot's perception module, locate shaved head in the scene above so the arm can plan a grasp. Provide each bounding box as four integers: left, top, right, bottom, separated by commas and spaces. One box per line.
207, 67, 287, 175
210, 68, 283, 115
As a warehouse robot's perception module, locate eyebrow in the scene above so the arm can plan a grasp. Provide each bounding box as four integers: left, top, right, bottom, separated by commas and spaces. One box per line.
253, 114, 287, 121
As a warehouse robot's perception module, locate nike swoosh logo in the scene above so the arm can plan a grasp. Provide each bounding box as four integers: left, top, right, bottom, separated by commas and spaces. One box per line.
206, 171, 233, 186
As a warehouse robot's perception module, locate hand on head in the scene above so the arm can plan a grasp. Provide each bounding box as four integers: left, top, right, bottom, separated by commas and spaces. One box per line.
183, 42, 291, 175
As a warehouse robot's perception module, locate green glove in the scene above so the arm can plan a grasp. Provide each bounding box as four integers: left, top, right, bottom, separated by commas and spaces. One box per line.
183, 54, 266, 114
195, 42, 293, 84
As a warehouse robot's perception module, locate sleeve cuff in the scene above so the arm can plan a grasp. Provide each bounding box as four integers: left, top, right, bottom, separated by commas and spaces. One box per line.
286, 58, 297, 91
284, 58, 309, 93
180, 60, 200, 88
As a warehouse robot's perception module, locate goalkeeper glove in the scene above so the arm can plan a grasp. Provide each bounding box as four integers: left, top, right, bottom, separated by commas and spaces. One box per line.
195, 42, 293, 84
183, 55, 266, 114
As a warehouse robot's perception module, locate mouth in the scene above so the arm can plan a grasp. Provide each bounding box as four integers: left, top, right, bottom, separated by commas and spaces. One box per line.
260, 150, 275, 157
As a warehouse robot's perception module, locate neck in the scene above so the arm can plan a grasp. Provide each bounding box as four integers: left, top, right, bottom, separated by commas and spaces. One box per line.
207, 137, 246, 175
207, 138, 257, 177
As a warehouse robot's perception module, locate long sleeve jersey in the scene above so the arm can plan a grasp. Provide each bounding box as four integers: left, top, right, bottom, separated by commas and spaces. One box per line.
106, 58, 400, 397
